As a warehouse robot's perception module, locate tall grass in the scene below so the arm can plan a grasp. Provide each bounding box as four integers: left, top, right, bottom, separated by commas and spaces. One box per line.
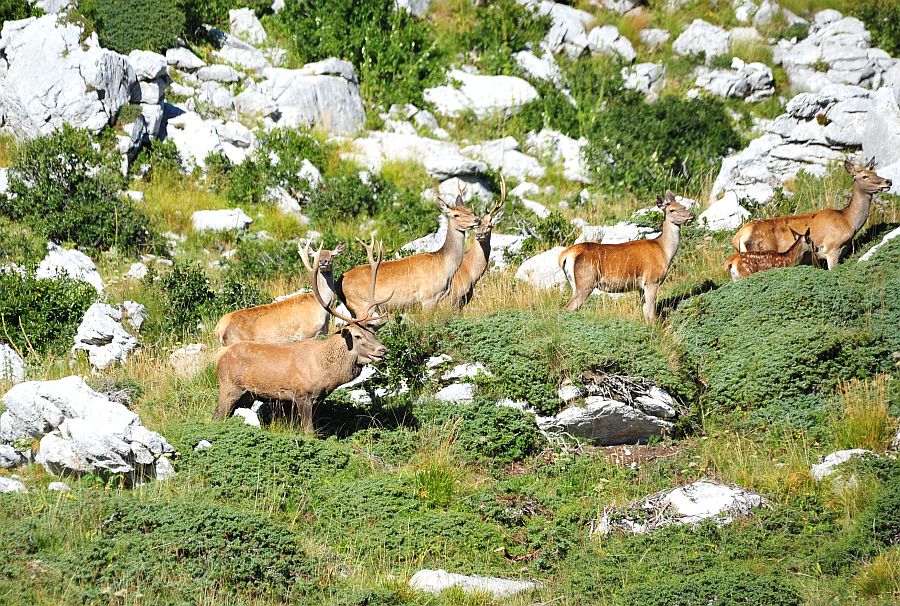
830, 375, 896, 453
854, 548, 900, 599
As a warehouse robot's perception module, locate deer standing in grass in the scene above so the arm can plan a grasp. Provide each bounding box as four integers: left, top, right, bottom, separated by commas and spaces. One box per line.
336, 195, 480, 316
732, 159, 893, 268
724, 228, 814, 281
214, 240, 391, 432
214, 243, 345, 345
446, 175, 506, 309
558, 191, 694, 321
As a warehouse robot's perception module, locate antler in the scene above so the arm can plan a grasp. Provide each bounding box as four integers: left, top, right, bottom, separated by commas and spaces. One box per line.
304, 242, 360, 326
487, 173, 507, 216
298, 240, 318, 274
455, 179, 467, 207
355, 235, 393, 321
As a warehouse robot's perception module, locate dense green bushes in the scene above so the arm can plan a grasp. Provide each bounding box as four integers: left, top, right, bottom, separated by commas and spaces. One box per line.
439, 310, 694, 415
851, 0, 900, 56
0, 269, 95, 357
621, 568, 802, 606
455, 0, 551, 73
0, 0, 39, 22
0, 126, 155, 254
83, 0, 184, 53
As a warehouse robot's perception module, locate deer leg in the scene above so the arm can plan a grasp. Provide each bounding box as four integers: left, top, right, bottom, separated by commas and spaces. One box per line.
297, 396, 315, 434
641, 283, 659, 322
563, 284, 593, 311
214, 382, 244, 420
824, 247, 842, 270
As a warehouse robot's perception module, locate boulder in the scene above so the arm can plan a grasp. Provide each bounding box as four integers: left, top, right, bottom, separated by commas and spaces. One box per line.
0, 15, 135, 138
513, 48, 563, 86
533, 0, 595, 58
859, 225, 900, 262
211, 30, 271, 74
438, 176, 493, 204
0, 344, 25, 384
672, 19, 730, 63
229, 8, 267, 45
409, 569, 535, 598
575, 221, 656, 244
395, 0, 431, 17
587, 25, 636, 62
164, 110, 224, 170
423, 69, 539, 119
515, 246, 566, 290
168, 343, 207, 377
639, 28, 670, 52
525, 128, 590, 182
699, 191, 751, 231
47, 481, 70, 491
233, 407, 261, 427
346, 131, 459, 173
257, 60, 366, 135
434, 383, 475, 404
0, 444, 25, 468
753, 0, 805, 28
693, 58, 775, 102
0, 376, 174, 478
0, 477, 26, 493
862, 87, 900, 167
197, 64, 242, 83
191, 208, 253, 232
72, 303, 139, 371
36, 243, 104, 294
461, 137, 546, 181
811, 449, 874, 480
234, 87, 278, 119
536, 396, 674, 445
127, 50, 167, 81
122, 300, 148, 331
166, 47, 206, 72
734, 0, 758, 23
621, 63, 665, 102
425, 153, 487, 181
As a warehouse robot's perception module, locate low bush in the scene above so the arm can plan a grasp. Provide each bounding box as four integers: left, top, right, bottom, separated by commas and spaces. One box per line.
620, 568, 802, 606
133, 138, 182, 181
851, 0, 900, 56
455, 0, 551, 73
224, 236, 305, 282
0, 269, 95, 357
369, 315, 437, 394
180, 0, 270, 31
1, 126, 155, 254
84, 0, 185, 54
439, 310, 694, 416
0, 0, 39, 21
519, 211, 579, 256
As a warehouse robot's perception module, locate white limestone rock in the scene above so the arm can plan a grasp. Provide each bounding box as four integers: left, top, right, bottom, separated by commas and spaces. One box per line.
0, 15, 135, 138
0, 477, 26, 493
72, 303, 139, 371
587, 25, 636, 62
409, 569, 535, 598
229, 8, 267, 45
575, 221, 656, 245
122, 300, 148, 331
168, 343, 207, 377
536, 396, 674, 445
423, 69, 539, 119
425, 154, 488, 181
47, 481, 69, 492
0, 344, 25, 385
166, 47, 206, 72
693, 58, 775, 102
672, 19, 730, 63
862, 87, 900, 168
36, 243, 104, 295
525, 128, 589, 183
441, 363, 492, 382
196, 64, 242, 83
811, 449, 875, 480
346, 131, 459, 173
234, 87, 278, 119
699, 191, 751, 231
621, 63, 665, 102
163, 110, 223, 170
514, 246, 566, 290
434, 383, 475, 404
127, 50, 167, 82
513, 48, 563, 86
438, 176, 493, 204
211, 29, 271, 75
191, 209, 253, 232
533, 0, 595, 58
461, 137, 546, 181
639, 28, 670, 52
395, 0, 431, 17
233, 407, 261, 427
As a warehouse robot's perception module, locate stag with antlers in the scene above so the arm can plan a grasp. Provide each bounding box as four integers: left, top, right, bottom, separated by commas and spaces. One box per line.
214, 239, 391, 432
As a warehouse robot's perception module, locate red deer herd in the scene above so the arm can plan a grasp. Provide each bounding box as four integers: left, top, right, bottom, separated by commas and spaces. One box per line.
213, 159, 893, 427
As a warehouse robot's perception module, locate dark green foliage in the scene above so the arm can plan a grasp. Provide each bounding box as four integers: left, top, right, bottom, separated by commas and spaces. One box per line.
0, 269, 94, 357
0, 218, 45, 265
132, 138, 183, 182
620, 568, 802, 606
416, 397, 544, 465
70, 497, 317, 600
776, 22, 810, 41
275, 0, 443, 106
851, 0, 900, 56
519, 211, 579, 256
180, 0, 269, 31
585, 91, 743, 197
458, 0, 551, 73
174, 421, 359, 508
371, 315, 437, 394
86, 0, 185, 54
224, 236, 305, 282
673, 266, 888, 425
0, 0, 39, 21
440, 310, 693, 415
1, 126, 154, 254
512, 79, 583, 137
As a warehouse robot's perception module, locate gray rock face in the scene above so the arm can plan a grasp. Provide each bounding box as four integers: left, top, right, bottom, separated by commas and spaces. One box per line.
461, 137, 546, 181
0, 376, 174, 478
425, 154, 487, 181
127, 50, 167, 81
587, 25, 636, 62
163, 111, 224, 170
347, 130, 460, 173
197, 64, 242, 83
536, 396, 674, 445
434, 383, 475, 404
693, 58, 775, 102
72, 303, 140, 371
424, 69, 539, 119
191, 208, 253, 232
575, 220, 657, 245
409, 569, 535, 598
168, 343, 207, 377
862, 87, 900, 167
210, 29, 271, 75
672, 19, 730, 63
166, 47, 206, 72
229, 8, 267, 45
622, 63, 665, 102
36, 243, 104, 294
0, 344, 25, 384
529, 0, 595, 58
525, 128, 589, 183
0, 444, 25, 468
0, 16, 135, 138
257, 60, 366, 135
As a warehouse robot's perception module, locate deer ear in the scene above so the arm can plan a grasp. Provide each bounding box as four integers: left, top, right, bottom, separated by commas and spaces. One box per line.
804, 228, 811, 237
844, 160, 856, 175
656, 195, 665, 209
455, 194, 465, 208
665, 190, 677, 204
867, 156, 877, 169
438, 198, 453, 214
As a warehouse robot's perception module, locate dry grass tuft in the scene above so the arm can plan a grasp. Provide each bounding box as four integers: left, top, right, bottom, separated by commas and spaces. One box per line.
830, 375, 896, 453
854, 548, 900, 599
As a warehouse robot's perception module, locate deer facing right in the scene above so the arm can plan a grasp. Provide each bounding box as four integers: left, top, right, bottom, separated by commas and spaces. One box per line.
724, 228, 813, 282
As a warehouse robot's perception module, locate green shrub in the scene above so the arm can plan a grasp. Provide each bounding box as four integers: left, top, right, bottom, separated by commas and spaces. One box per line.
133, 138, 183, 181
416, 397, 544, 465
776, 22, 810, 41
519, 211, 579, 256
275, 0, 444, 106
585, 91, 743, 197
0, 269, 94, 357
1, 126, 155, 254
0, 218, 45, 265
70, 497, 317, 600
0, 0, 39, 21
370, 315, 437, 394
86, 0, 185, 54
620, 568, 802, 606
457, 0, 551, 73
439, 310, 694, 415
851, 0, 900, 56
224, 236, 305, 282
180, 0, 270, 31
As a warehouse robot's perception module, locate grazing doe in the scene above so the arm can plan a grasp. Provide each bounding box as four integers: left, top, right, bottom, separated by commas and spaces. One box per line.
214, 240, 391, 431
732, 158, 893, 268
214, 242, 345, 345
724, 228, 813, 282
446, 175, 507, 309
336, 194, 480, 315
558, 191, 694, 320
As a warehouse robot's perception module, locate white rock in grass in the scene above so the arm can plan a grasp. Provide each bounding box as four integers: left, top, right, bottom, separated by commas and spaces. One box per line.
0, 477, 26, 493
622, 62, 666, 102
196, 64, 241, 83
862, 88, 900, 168
164, 110, 224, 170
639, 28, 670, 52
194, 439, 213, 451
536, 397, 674, 445
441, 363, 491, 382
513, 48, 563, 86
169, 343, 207, 377
434, 383, 475, 404
409, 569, 535, 598
191, 209, 252, 232
154, 456, 176, 480
125, 262, 148, 280
0, 444, 26, 468
423, 69, 539, 119
461, 137, 546, 181
395, 0, 431, 17
657, 481, 765, 526
672, 19, 730, 63
810, 449, 874, 480
36, 243, 104, 294
859, 226, 900, 262
233, 408, 261, 427
122, 300, 148, 331
425, 153, 488, 180
537, 1, 595, 58
524, 128, 590, 183
229, 8, 267, 45
47, 481, 70, 492
166, 47, 206, 72
699, 191, 751, 231
0, 344, 25, 384
72, 303, 140, 371
587, 25, 636, 62
515, 246, 567, 291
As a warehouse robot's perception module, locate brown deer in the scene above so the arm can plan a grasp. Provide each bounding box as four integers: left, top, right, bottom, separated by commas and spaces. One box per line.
214, 240, 391, 432
336, 194, 481, 316
558, 191, 694, 320
724, 228, 814, 282
446, 175, 507, 309
214, 242, 346, 345
732, 159, 893, 269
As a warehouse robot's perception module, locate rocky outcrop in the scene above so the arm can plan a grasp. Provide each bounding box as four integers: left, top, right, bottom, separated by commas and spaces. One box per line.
0, 16, 135, 138
861, 86, 900, 167
0, 376, 174, 479
424, 69, 539, 118
672, 19, 730, 63
461, 137, 546, 181
622, 63, 666, 102
693, 58, 775, 102
72, 303, 140, 371
36, 243, 104, 295
525, 128, 590, 183
639, 28, 670, 52
699, 191, 751, 231
229, 8, 267, 45
513, 47, 563, 86
409, 569, 535, 598
524, 0, 595, 58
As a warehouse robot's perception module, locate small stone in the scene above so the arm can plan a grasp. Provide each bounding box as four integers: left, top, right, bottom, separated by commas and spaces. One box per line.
154, 456, 175, 480
0, 477, 27, 493
47, 481, 70, 492
194, 440, 213, 451
233, 408, 261, 427
409, 569, 535, 598
434, 383, 475, 403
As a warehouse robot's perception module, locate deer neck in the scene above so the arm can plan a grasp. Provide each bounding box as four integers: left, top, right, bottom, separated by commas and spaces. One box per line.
657, 218, 682, 266
438, 220, 468, 274
317, 270, 335, 306
784, 237, 806, 263
842, 182, 874, 235
468, 234, 492, 277
321, 334, 361, 390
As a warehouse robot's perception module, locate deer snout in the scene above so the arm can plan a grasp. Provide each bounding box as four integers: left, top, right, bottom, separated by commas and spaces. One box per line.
885, 179, 893, 189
